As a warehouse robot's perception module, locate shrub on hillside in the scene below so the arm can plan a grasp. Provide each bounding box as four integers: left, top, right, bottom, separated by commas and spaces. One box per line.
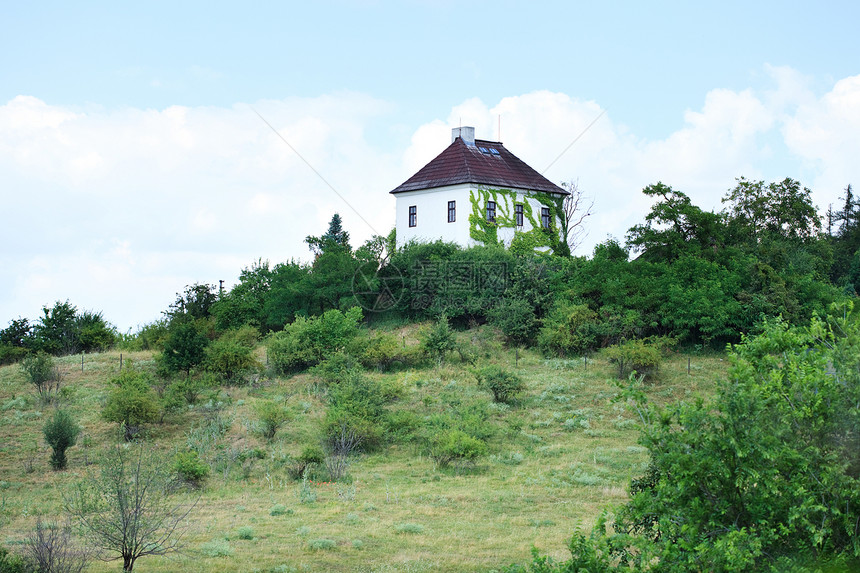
430, 429, 487, 468
323, 371, 398, 453
287, 445, 325, 480
76, 310, 117, 352
0, 345, 29, 366
255, 400, 290, 440
603, 337, 673, 381
159, 321, 209, 374
21, 351, 61, 403
204, 327, 260, 383
43, 409, 81, 470
420, 316, 458, 363
537, 302, 599, 357
102, 369, 161, 440
268, 307, 363, 373
0, 546, 36, 573
518, 312, 860, 571
346, 332, 416, 371
474, 365, 526, 404
487, 298, 538, 345
309, 352, 361, 385
173, 450, 209, 487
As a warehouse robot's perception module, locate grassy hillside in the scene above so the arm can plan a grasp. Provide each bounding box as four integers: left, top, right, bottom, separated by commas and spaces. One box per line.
0, 327, 727, 572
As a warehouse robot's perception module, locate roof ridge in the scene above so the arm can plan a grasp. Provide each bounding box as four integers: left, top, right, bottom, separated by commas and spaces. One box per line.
389, 136, 567, 196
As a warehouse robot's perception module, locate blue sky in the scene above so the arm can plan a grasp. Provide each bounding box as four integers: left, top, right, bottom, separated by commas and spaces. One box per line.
2, 1, 860, 331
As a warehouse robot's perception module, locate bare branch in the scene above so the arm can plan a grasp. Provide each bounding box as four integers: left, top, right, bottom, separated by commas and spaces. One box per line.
63, 444, 197, 572
561, 180, 594, 253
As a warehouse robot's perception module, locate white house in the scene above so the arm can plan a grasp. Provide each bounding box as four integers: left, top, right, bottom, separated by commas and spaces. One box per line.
391, 127, 569, 254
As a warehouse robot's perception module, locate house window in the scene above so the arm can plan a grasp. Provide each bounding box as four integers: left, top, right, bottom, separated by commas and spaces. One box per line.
486, 201, 496, 223
515, 204, 524, 227
409, 205, 417, 227
448, 201, 456, 223
541, 207, 551, 230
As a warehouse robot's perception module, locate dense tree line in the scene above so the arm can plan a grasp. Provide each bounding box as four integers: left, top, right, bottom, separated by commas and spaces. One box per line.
3, 176, 856, 365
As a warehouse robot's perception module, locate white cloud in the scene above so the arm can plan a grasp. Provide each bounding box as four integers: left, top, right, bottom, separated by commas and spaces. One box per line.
783, 73, 860, 203
0, 93, 398, 331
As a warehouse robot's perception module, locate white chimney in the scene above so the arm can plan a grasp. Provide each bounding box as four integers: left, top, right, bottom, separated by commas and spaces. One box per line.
451, 126, 475, 146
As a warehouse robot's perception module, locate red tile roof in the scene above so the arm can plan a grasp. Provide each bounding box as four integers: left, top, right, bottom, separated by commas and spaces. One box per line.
390, 137, 567, 195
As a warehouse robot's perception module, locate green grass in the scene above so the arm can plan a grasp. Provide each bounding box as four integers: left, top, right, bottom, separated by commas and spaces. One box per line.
0, 332, 727, 572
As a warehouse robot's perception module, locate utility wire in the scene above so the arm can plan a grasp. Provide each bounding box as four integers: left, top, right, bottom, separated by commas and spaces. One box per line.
251, 106, 379, 235
542, 108, 607, 175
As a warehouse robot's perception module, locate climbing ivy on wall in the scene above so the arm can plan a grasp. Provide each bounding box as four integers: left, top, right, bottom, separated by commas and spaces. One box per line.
468, 187, 568, 256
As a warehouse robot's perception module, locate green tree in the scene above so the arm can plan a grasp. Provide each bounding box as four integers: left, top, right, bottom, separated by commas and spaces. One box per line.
33, 301, 80, 355
76, 310, 116, 353
212, 259, 273, 332
474, 365, 526, 404
255, 400, 290, 441
306, 213, 351, 256
166, 283, 217, 323
262, 260, 311, 329
159, 322, 209, 375
0, 318, 32, 348
43, 409, 81, 470
626, 182, 726, 261
21, 351, 61, 403
722, 176, 822, 244
64, 444, 196, 572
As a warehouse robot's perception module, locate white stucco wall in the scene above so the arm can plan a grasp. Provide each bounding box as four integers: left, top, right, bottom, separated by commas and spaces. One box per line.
394, 184, 565, 250
394, 184, 472, 247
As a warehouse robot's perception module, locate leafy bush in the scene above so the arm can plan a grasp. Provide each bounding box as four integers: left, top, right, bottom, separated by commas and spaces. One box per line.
0, 345, 29, 366
21, 352, 61, 403
309, 352, 361, 386
204, 327, 259, 383
200, 538, 233, 558
269, 504, 289, 516
420, 316, 458, 363
173, 450, 209, 487
537, 302, 598, 357
76, 310, 117, 353
324, 411, 382, 455
43, 409, 81, 470
163, 374, 215, 409
119, 319, 170, 352
159, 321, 209, 374
255, 400, 290, 440
347, 332, 406, 371
323, 371, 398, 453
474, 365, 525, 404
101, 369, 161, 440
488, 298, 538, 345
523, 312, 860, 571
287, 445, 325, 480
236, 526, 254, 540
430, 429, 487, 468
268, 307, 363, 373
384, 410, 422, 443
307, 538, 336, 551
0, 547, 35, 573
603, 337, 671, 380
